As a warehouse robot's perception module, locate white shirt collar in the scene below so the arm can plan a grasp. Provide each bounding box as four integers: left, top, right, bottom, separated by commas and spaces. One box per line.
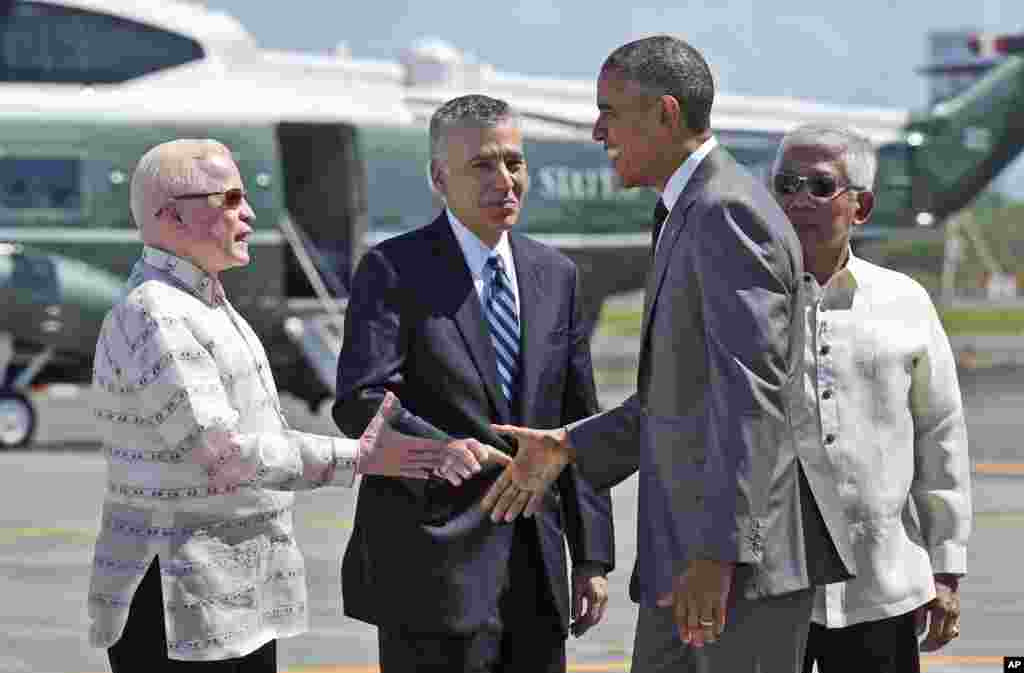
806, 245, 866, 311
660, 135, 718, 213
446, 208, 515, 282
140, 246, 224, 305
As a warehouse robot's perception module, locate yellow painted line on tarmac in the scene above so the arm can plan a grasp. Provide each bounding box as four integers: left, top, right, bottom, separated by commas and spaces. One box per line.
0, 526, 96, 544
81, 667, 623, 673
287, 664, 630, 673
974, 462, 1024, 476
922, 654, 1007, 669
286, 657, 1006, 672
81, 654, 1007, 673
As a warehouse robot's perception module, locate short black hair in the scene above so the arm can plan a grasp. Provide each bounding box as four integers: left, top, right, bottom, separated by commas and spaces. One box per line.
603, 35, 714, 133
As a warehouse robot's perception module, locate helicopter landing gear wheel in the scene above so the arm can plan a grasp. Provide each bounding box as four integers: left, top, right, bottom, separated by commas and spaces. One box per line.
0, 389, 36, 449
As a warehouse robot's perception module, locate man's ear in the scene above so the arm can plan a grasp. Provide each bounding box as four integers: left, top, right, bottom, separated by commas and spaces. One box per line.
854, 190, 875, 225
160, 201, 187, 226
430, 159, 448, 197
658, 94, 683, 131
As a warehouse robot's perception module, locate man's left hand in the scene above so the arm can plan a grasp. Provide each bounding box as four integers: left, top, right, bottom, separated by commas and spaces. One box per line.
917, 574, 962, 652
656, 559, 734, 647
570, 564, 609, 637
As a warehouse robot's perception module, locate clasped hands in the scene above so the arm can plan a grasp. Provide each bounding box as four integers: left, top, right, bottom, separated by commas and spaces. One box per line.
354, 393, 513, 483
480, 422, 732, 648
192, 392, 511, 487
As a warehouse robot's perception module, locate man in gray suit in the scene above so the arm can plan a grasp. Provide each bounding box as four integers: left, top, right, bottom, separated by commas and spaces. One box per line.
482, 36, 855, 672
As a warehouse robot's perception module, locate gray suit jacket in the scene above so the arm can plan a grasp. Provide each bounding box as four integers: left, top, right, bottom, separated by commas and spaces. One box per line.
569, 147, 856, 604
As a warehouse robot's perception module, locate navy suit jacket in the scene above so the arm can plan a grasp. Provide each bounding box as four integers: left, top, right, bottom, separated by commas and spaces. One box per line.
333, 213, 614, 635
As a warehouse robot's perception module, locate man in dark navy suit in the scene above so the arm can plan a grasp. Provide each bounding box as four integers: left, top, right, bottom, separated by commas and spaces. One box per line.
333, 94, 615, 673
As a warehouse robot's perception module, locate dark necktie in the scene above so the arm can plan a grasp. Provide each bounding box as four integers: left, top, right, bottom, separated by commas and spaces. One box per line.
484, 256, 520, 404
651, 199, 669, 258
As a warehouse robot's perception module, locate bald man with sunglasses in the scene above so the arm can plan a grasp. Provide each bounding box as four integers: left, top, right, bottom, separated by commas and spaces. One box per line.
87, 139, 507, 672
771, 124, 971, 673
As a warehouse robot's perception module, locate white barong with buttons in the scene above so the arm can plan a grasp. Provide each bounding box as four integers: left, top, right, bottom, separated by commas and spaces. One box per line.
87, 246, 360, 660
794, 249, 972, 628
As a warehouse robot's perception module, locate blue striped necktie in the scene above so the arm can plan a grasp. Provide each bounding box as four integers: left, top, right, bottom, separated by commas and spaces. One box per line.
484, 255, 520, 404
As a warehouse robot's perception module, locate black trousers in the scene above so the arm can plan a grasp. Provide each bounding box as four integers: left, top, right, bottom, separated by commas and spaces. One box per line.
802, 610, 920, 673
378, 519, 566, 673
108, 558, 277, 673
378, 624, 566, 673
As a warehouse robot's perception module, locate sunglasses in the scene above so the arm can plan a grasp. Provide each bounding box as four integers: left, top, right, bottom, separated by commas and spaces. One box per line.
773, 172, 863, 200
170, 187, 247, 210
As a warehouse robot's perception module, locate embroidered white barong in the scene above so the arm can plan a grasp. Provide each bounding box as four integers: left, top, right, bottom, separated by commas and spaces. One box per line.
88, 246, 359, 660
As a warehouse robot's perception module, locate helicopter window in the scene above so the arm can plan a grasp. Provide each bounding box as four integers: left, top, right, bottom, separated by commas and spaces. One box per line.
0, 157, 80, 214
0, 1, 203, 84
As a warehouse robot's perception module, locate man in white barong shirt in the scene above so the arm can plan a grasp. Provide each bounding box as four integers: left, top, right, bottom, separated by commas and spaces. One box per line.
769, 124, 972, 673
88, 139, 509, 671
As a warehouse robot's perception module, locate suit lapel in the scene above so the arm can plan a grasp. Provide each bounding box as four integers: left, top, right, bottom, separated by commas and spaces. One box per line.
430, 215, 511, 423
638, 148, 719, 351
509, 235, 548, 426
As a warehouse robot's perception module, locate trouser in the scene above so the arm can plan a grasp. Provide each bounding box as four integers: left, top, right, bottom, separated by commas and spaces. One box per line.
378, 518, 566, 673
802, 610, 921, 673
378, 623, 566, 673
107, 558, 277, 673
631, 587, 815, 673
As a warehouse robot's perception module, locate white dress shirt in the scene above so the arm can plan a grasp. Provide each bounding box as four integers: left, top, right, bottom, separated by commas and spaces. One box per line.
656, 135, 718, 251
793, 249, 972, 627
88, 247, 361, 660
447, 208, 520, 312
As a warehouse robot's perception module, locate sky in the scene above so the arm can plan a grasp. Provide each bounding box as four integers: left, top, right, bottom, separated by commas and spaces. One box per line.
204, 0, 1024, 194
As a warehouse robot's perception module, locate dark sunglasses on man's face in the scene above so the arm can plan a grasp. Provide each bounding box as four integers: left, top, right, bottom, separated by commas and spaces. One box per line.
773, 172, 862, 200
172, 187, 247, 209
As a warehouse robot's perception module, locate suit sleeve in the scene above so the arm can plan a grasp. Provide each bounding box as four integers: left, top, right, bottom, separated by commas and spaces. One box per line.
557, 266, 615, 572
567, 400, 644, 490
688, 197, 796, 564
333, 247, 450, 443
909, 289, 971, 574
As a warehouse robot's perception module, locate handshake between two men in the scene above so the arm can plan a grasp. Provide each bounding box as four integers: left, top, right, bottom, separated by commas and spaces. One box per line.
191, 391, 513, 489
481, 423, 732, 650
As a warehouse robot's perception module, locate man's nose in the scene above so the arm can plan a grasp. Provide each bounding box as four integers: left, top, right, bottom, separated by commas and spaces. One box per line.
496, 163, 515, 190
240, 198, 256, 222
592, 117, 606, 143
782, 186, 816, 210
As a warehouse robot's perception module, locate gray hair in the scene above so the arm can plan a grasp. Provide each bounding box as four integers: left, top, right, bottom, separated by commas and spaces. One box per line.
602, 35, 714, 133
773, 124, 878, 190
426, 94, 521, 199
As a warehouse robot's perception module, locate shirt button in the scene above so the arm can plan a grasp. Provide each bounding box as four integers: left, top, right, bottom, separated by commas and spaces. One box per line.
820, 345, 831, 356
822, 390, 833, 400
825, 433, 836, 444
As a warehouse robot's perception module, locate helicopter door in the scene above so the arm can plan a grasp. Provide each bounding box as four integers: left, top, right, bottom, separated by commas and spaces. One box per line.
275, 122, 367, 300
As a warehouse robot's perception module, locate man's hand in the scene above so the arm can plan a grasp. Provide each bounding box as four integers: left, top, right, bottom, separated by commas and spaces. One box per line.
433, 438, 512, 486
571, 564, 609, 637
656, 559, 734, 647
357, 392, 448, 478
191, 427, 258, 490
480, 424, 574, 522
916, 574, 962, 652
